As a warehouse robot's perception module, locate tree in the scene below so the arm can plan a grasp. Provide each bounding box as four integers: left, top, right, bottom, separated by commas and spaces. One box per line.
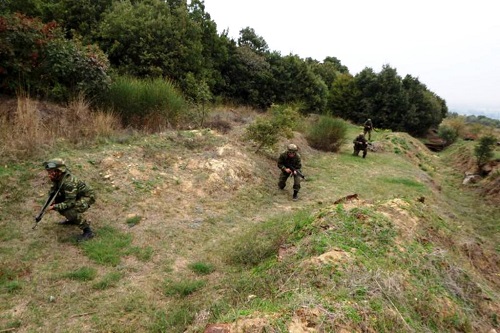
474, 135, 497, 172
0, 13, 110, 101
328, 73, 360, 118
268, 54, 327, 114
237, 27, 269, 54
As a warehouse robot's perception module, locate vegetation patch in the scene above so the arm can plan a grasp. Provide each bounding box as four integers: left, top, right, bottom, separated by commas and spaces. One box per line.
80, 226, 133, 266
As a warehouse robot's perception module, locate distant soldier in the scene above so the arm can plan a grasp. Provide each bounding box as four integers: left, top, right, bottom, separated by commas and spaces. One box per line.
277, 144, 303, 201
43, 158, 96, 241
353, 133, 368, 158
363, 118, 374, 140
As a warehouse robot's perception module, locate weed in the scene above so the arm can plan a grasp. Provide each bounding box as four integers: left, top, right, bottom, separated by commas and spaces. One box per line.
164, 279, 206, 297
80, 226, 132, 266
62, 266, 97, 281
188, 262, 215, 275
125, 215, 142, 227
92, 271, 122, 290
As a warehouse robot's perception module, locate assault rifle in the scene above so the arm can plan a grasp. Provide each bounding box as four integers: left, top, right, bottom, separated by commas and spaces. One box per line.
289, 166, 305, 179
33, 175, 66, 230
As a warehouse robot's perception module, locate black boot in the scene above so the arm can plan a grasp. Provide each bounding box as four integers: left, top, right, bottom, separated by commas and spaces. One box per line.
293, 190, 298, 201
77, 227, 94, 242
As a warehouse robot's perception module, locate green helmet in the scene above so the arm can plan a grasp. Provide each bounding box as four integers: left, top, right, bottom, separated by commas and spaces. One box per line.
44, 158, 66, 171
287, 144, 298, 152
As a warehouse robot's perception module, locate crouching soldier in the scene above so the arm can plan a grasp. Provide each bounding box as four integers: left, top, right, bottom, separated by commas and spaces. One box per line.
44, 158, 96, 241
353, 133, 368, 158
277, 144, 303, 201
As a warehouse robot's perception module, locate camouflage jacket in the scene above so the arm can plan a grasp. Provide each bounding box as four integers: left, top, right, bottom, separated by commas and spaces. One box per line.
277, 152, 302, 172
353, 135, 368, 148
364, 120, 373, 130
49, 172, 95, 211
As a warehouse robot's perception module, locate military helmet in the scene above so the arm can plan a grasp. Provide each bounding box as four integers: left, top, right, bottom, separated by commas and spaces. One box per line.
44, 158, 66, 171
287, 143, 298, 152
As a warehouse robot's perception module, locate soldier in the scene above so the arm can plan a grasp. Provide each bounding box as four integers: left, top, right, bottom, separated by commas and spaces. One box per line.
43, 158, 96, 241
353, 133, 368, 158
277, 143, 303, 201
363, 118, 373, 141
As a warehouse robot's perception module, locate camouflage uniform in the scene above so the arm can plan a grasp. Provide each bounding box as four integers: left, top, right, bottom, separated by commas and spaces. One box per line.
363, 119, 373, 140
44, 158, 95, 240
49, 173, 95, 230
277, 144, 302, 199
353, 133, 368, 158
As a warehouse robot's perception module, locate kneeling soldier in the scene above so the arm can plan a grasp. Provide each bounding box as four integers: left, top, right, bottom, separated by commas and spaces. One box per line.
44, 158, 96, 241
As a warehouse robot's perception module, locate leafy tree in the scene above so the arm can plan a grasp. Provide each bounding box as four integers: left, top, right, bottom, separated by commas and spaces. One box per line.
237, 27, 269, 54
222, 44, 273, 109
268, 54, 327, 114
474, 135, 497, 171
98, 0, 204, 86
0, 13, 110, 101
402, 75, 446, 136
328, 73, 360, 118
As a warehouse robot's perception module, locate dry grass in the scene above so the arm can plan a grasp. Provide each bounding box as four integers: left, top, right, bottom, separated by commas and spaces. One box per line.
0, 95, 121, 159
0, 100, 499, 332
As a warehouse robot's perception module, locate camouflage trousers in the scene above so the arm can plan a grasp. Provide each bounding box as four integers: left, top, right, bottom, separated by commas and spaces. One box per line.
58, 201, 91, 230
353, 145, 367, 158
363, 128, 372, 140
278, 172, 301, 191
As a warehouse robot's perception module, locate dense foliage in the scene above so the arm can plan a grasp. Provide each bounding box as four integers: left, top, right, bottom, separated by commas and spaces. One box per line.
0, 13, 110, 101
1, 0, 448, 134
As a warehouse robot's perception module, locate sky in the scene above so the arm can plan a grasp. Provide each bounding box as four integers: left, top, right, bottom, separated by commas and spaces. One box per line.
203, 0, 500, 118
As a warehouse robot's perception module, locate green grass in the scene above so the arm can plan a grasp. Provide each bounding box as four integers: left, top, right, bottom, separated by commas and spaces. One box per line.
188, 262, 215, 275
0, 117, 498, 333
80, 226, 133, 266
164, 279, 206, 297
92, 271, 123, 290
62, 266, 97, 281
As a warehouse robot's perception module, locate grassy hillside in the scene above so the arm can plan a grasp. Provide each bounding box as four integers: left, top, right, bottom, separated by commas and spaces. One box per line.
1, 107, 499, 333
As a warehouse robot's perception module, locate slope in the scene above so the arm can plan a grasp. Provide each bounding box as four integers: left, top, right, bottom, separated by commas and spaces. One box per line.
0, 107, 498, 333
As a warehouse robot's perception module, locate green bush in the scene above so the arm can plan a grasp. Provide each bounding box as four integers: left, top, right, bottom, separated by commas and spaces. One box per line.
102, 76, 187, 130
474, 135, 497, 170
306, 115, 348, 152
245, 104, 300, 152
0, 13, 110, 102
437, 124, 458, 145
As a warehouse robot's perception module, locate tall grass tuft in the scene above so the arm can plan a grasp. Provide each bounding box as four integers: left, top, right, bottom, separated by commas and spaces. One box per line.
0, 93, 48, 158
306, 115, 348, 152
0, 94, 121, 160
103, 76, 187, 131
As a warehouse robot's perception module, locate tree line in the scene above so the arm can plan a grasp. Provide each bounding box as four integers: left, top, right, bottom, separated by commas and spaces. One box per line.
0, 0, 447, 135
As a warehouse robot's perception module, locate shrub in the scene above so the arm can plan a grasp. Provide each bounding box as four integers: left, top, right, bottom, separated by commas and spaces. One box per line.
102, 76, 187, 131
474, 135, 497, 171
306, 115, 348, 152
0, 13, 110, 102
437, 124, 458, 145
245, 104, 300, 152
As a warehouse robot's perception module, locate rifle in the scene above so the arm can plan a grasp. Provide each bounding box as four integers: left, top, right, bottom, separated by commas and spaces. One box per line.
33, 175, 66, 230
289, 166, 305, 179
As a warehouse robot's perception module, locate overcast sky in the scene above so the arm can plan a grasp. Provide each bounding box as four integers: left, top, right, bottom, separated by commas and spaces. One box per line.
203, 0, 500, 117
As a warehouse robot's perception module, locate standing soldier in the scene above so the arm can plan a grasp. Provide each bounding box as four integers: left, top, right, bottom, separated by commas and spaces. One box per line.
353, 133, 368, 158
43, 158, 96, 241
277, 144, 303, 201
363, 118, 374, 141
